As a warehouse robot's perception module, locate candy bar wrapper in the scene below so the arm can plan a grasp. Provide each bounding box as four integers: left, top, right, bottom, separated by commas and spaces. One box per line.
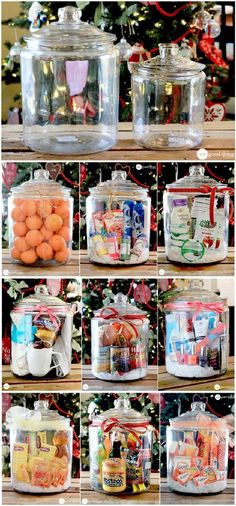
93, 211, 105, 234
103, 210, 123, 238
34, 315, 63, 347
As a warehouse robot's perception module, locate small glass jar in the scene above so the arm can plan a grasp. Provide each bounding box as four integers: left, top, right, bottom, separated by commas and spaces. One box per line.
89, 397, 153, 494
163, 165, 232, 264
132, 43, 206, 150
10, 285, 78, 378
20, 6, 119, 155
6, 399, 73, 493
8, 169, 73, 266
164, 280, 229, 379
86, 170, 151, 265
91, 292, 150, 381
167, 398, 229, 494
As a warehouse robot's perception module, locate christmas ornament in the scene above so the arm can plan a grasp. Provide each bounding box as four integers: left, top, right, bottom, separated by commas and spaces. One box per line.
80, 163, 87, 185
133, 283, 152, 304
199, 35, 229, 68
45, 162, 61, 180
116, 37, 132, 62
205, 101, 226, 122
128, 42, 151, 73
192, 8, 211, 30
179, 39, 191, 59
2, 162, 17, 189
28, 1, 47, 32
205, 19, 221, 38
9, 41, 23, 63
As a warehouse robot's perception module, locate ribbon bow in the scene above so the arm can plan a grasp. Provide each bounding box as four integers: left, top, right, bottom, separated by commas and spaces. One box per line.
33, 305, 61, 331
165, 301, 224, 320
98, 307, 146, 338
100, 417, 149, 446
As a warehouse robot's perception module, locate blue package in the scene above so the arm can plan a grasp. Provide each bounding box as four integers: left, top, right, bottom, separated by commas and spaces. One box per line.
132, 202, 144, 240
123, 200, 134, 238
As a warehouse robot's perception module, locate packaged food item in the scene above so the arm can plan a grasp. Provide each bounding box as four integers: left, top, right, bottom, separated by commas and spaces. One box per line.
102, 458, 126, 493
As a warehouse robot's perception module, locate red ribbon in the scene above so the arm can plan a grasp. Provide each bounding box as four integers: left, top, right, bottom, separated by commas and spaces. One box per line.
165, 301, 224, 320
99, 417, 149, 446
97, 307, 146, 338
33, 305, 61, 331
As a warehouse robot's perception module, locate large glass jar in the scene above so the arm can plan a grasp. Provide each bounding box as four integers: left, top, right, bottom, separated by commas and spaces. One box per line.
89, 397, 153, 494
164, 280, 229, 379
86, 170, 151, 265
10, 285, 78, 378
91, 292, 149, 381
132, 43, 206, 150
20, 6, 119, 155
163, 165, 232, 264
6, 399, 73, 493
167, 398, 229, 494
8, 169, 73, 266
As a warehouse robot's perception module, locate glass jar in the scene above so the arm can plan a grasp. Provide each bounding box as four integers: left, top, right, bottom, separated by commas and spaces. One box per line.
163, 165, 232, 264
132, 43, 206, 150
6, 399, 72, 493
89, 397, 153, 494
167, 397, 229, 494
10, 285, 78, 378
86, 170, 151, 265
91, 293, 149, 381
8, 169, 73, 266
20, 6, 119, 155
164, 280, 229, 379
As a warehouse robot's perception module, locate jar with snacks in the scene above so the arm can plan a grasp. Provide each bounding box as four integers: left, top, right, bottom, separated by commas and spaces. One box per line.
91, 292, 150, 381
6, 399, 72, 493
86, 170, 151, 265
164, 280, 229, 379
8, 169, 73, 266
10, 285, 79, 379
163, 165, 233, 264
89, 396, 154, 494
167, 396, 229, 494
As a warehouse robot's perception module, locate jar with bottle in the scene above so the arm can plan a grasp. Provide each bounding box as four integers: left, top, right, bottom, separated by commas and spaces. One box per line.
91, 292, 150, 381
6, 399, 73, 493
167, 397, 229, 494
164, 280, 229, 379
20, 6, 119, 155
89, 396, 154, 494
131, 43, 206, 150
163, 165, 233, 264
8, 169, 73, 266
86, 170, 151, 265
10, 284, 79, 378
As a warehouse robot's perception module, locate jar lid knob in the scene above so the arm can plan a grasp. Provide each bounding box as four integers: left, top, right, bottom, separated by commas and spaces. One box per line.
114, 395, 131, 410
112, 170, 127, 181
191, 394, 207, 412
34, 169, 50, 181
34, 400, 49, 410
113, 292, 128, 304
189, 165, 205, 177
188, 279, 204, 290
34, 284, 49, 295
159, 43, 179, 59
58, 6, 82, 23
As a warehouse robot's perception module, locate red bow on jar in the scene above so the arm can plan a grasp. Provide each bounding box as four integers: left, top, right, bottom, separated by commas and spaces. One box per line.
100, 417, 149, 446
98, 307, 146, 338
165, 301, 224, 319
33, 305, 61, 331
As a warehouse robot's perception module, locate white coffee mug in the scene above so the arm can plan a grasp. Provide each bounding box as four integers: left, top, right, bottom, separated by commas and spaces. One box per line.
27, 344, 62, 377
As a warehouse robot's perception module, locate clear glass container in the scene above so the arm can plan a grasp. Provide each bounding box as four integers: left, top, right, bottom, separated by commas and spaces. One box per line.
20, 6, 119, 155
132, 43, 206, 150
164, 280, 229, 378
167, 398, 229, 494
8, 169, 73, 266
6, 399, 72, 493
86, 170, 151, 265
91, 292, 150, 381
89, 396, 153, 494
10, 285, 78, 378
163, 165, 231, 264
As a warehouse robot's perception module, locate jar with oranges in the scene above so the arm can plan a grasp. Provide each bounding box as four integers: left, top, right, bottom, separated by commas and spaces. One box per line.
8, 169, 73, 266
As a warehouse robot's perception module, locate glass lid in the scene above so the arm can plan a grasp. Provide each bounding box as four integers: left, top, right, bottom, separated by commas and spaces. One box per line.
89, 170, 148, 198
134, 43, 205, 76
11, 169, 71, 198
164, 279, 226, 306
93, 292, 147, 317
91, 396, 150, 424
166, 165, 226, 190
24, 6, 116, 49
169, 395, 227, 430
13, 284, 69, 309
6, 399, 70, 429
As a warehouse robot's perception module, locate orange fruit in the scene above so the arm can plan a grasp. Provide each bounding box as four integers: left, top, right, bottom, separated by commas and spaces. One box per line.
58, 226, 70, 242
36, 242, 54, 260
13, 222, 28, 237
45, 213, 63, 232
11, 247, 21, 260
55, 247, 71, 263
49, 234, 66, 251
52, 198, 66, 207
26, 215, 43, 230
26, 230, 43, 247
11, 207, 26, 222
13, 198, 24, 206
21, 249, 38, 264
54, 204, 70, 220
14, 237, 29, 252
36, 200, 53, 218
40, 226, 53, 241
20, 200, 37, 217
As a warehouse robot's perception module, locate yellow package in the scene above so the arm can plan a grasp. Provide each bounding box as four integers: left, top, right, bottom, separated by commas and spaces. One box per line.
39, 444, 57, 460
12, 443, 28, 473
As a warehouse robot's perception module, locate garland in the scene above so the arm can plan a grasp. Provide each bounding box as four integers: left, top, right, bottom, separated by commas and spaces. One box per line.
154, 2, 193, 17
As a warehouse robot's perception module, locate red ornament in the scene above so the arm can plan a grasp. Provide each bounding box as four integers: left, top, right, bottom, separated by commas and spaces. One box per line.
128, 43, 151, 73
205, 101, 226, 122
80, 163, 87, 185
133, 283, 152, 304
151, 209, 157, 231
73, 439, 80, 459
199, 34, 229, 68
74, 212, 80, 223
2, 163, 17, 190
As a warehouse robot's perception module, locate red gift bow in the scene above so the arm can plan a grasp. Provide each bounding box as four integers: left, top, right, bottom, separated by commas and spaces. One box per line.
33, 305, 61, 331
167, 185, 234, 225
99, 417, 149, 446
97, 307, 146, 338
165, 301, 224, 320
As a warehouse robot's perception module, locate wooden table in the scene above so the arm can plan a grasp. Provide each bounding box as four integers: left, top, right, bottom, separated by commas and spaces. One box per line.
160, 478, 234, 504
80, 251, 157, 276
2, 122, 234, 161
2, 477, 80, 505
158, 356, 234, 391
157, 247, 234, 276
82, 365, 157, 391
2, 249, 79, 277
2, 364, 81, 392
81, 471, 159, 504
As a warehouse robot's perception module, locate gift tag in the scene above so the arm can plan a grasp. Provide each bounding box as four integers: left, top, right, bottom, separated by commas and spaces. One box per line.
46, 162, 61, 180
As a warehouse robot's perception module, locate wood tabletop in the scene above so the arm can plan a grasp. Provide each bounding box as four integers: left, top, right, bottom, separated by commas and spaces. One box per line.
2, 363, 81, 392
80, 250, 157, 277
2, 249, 79, 277
81, 471, 159, 504
157, 247, 234, 276
160, 477, 234, 504
2, 477, 80, 505
158, 356, 234, 391
2, 122, 234, 161
82, 365, 157, 391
